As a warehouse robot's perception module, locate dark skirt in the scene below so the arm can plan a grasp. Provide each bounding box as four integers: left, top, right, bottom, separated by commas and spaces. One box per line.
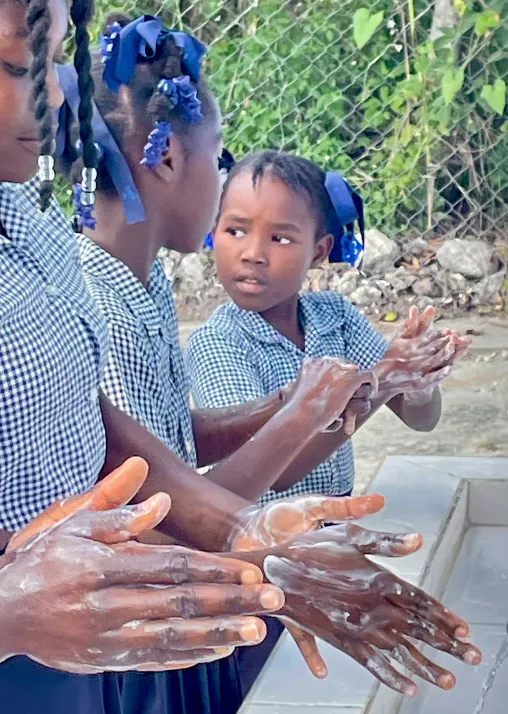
0, 657, 122, 714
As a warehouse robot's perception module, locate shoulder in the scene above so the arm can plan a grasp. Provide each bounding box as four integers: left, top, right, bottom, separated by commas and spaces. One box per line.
300, 290, 353, 319
187, 302, 253, 355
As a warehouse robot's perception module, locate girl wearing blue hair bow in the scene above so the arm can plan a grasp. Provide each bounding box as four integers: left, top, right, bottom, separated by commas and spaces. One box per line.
55, 10, 481, 714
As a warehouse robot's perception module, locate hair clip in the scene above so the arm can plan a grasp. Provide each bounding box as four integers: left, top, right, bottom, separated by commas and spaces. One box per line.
141, 120, 172, 167
157, 76, 202, 123
100, 22, 122, 65
72, 182, 97, 231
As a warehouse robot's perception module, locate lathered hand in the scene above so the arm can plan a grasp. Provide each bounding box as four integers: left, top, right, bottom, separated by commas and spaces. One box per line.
0, 459, 284, 674
264, 527, 482, 695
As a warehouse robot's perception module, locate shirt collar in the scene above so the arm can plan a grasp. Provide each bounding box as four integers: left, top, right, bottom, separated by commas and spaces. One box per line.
78, 235, 165, 335
232, 293, 346, 346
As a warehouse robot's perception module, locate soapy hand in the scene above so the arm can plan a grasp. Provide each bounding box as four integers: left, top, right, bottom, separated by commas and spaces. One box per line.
288, 358, 377, 436
375, 306, 471, 398
0, 459, 284, 674
230, 493, 387, 677
264, 527, 482, 695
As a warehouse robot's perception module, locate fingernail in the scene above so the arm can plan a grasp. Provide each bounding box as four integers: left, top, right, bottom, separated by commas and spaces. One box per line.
240, 618, 263, 642
405, 682, 418, 697
260, 586, 284, 610
438, 672, 455, 690
454, 624, 469, 640
241, 568, 261, 585
464, 647, 482, 666
402, 533, 422, 550
213, 646, 235, 656
315, 663, 328, 679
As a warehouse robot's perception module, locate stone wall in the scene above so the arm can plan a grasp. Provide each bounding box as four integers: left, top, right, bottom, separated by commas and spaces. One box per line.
164, 230, 507, 323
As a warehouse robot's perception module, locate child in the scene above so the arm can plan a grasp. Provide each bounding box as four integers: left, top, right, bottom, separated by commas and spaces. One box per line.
186, 150, 470, 503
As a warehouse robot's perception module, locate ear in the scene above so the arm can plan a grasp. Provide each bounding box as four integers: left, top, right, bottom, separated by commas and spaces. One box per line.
150, 137, 181, 184
311, 233, 333, 268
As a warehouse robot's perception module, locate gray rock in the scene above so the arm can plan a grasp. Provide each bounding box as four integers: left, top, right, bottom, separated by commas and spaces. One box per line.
362, 229, 399, 274
387, 266, 416, 292
349, 285, 382, 306
329, 269, 360, 296
447, 272, 468, 293
470, 269, 505, 305
436, 239, 494, 278
412, 277, 441, 297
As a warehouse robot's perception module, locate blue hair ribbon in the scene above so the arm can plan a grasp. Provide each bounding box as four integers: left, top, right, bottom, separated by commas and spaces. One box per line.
100, 15, 207, 93
325, 171, 364, 267
55, 63, 146, 225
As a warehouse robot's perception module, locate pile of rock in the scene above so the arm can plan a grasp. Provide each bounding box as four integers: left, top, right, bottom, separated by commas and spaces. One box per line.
164, 229, 507, 322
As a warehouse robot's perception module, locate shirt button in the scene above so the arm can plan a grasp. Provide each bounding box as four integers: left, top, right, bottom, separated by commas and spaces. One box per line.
90, 387, 99, 402
45, 284, 59, 296
185, 439, 193, 454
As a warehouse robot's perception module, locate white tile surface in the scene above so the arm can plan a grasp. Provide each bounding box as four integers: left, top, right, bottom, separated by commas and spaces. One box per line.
245, 634, 374, 707
469, 480, 508, 526
442, 526, 508, 625
393, 456, 508, 481
243, 707, 363, 714
398, 624, 508, 714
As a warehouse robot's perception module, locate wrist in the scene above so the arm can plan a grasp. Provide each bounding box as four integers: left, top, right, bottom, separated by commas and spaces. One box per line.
0, 557, 18, 660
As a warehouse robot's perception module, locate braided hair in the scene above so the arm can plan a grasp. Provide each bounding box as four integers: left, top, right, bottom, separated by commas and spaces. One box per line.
25, 0, 96, 210
64, 13, 216, 199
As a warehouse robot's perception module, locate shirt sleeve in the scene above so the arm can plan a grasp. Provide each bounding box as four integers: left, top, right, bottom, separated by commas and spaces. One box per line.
186, 326, 266, 408
341, 299, 388, 368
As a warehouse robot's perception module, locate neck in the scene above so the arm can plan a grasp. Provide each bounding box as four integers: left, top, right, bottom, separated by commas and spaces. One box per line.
86, 194, 161, 286
259, 293, 303, 348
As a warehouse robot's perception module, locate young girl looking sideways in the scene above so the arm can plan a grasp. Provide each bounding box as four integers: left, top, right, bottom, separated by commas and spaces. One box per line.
187, 151, 470, 503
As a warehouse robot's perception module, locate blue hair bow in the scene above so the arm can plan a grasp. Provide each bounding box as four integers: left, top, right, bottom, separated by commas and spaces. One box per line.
55, 63, 146, 225
100, 15, 207, 93
325, 171, 364, 267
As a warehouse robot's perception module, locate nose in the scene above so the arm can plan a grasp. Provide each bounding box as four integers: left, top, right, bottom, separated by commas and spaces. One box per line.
241, 234, 268, 266
47, 65, 65, 111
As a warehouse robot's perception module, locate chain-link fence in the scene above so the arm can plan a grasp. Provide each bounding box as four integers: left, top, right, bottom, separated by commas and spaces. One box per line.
84, 0, 508, 318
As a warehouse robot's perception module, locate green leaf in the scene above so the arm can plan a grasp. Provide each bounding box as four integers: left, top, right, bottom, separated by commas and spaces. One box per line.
353, 8, 384, 50
481, 79, 506, 114
475, 9, 500, 37
441, 68, 464, 104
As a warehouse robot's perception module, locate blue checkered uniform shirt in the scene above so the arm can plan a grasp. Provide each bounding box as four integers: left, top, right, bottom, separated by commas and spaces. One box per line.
78, 237, 197, 466
0, 181, 108, 531
186, 293, 387, 503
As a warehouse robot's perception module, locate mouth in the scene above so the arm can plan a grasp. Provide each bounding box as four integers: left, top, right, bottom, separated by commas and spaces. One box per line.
17, 137, 42, 155
234, 273, 268, 295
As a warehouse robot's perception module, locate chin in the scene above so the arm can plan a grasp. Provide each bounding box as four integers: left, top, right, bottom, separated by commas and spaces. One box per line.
1, 166, 38, 184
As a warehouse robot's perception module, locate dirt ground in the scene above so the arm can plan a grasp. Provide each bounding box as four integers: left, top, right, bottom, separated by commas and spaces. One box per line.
179, 315, 508, 492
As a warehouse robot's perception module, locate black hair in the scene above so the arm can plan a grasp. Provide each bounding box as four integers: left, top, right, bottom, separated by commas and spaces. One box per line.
26, 0, 96, 210
221, 150, 334, 240
61, 12, 217, 197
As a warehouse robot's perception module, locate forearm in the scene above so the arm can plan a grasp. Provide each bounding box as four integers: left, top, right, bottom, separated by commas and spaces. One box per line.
387, 388, 442, 432
100, 394, 248, 551
0, 530, 11, 552
206, 400, 328, 500
191, 390, 285, 467
271, 392, 393, 492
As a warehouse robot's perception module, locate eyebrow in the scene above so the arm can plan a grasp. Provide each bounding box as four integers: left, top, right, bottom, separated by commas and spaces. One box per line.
271, 222, 301, 233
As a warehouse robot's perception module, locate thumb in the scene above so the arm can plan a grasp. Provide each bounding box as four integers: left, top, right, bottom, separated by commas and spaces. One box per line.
8, 457, 149, 551
281, 619, 328, 679
62, 492, 172, 544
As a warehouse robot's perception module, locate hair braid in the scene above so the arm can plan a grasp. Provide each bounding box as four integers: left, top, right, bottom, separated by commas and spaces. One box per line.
26, 0, 53, 210
146, 39, 184, 128
70, 0, 98, 182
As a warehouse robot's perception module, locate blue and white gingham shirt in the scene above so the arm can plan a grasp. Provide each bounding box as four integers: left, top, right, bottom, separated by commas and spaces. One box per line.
78, 236, 197, 466
0, 180, 108, 531
186, 292, 388, 503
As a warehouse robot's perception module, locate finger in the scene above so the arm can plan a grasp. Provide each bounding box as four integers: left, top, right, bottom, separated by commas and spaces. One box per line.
89, 583, 285, 627
63, 494, 172, 544
281, 618, 327, 679
342, 641, 417, 696
385, 581, 472, 642
8, 457, 149, 551
343, 411, 357, 436
297, 493, 386, 524
400, 620, 482, 665
112, 615, 268, 650
102, 543, 267, 586
400, 306, 419, 339
74, 646, 237, 673
389, 638, 455, 689
416, 306, 436, 336
347, 524, 423, 556
416, 365, 452, 389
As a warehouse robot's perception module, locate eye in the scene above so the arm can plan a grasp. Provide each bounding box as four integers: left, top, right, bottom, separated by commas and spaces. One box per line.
273, 235, 291, 245
3, 61, 29, 78
226, 228, 246, 239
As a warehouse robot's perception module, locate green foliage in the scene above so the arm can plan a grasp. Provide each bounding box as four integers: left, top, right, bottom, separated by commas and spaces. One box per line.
65, 0, 508, 236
